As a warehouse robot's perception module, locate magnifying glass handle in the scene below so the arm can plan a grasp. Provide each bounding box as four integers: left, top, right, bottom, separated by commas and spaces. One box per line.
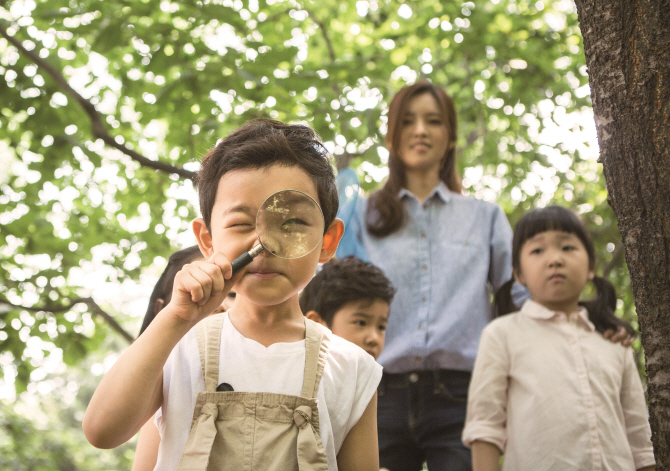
231, 244, 265, 275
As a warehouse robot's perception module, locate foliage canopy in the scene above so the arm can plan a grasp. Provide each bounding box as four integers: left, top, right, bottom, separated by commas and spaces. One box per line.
0, 0, 639, 464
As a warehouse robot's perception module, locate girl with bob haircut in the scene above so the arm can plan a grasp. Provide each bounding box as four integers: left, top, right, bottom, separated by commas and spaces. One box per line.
462, 206, 655, 471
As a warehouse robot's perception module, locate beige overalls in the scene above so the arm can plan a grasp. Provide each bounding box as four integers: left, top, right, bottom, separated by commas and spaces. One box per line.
176, 313, 331, 471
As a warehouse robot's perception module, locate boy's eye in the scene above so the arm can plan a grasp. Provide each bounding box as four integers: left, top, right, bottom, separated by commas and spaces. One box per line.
281, 218, 308, 231
353, 320, 367, 327
530, 248, 543, 255
429, 119, 443, 125
227, 221, 254, 229
378, 324, 387, 332
562, 245, 576, 251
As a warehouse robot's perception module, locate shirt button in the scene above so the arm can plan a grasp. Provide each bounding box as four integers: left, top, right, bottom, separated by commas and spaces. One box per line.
422, 296, 427, 302
420, 232, 426, 238
409, 372, 419, 383
419, 324, 424, 329
422, 264, 427, 270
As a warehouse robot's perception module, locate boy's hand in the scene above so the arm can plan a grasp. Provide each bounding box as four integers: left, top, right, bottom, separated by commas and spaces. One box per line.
168, 252, 238, 325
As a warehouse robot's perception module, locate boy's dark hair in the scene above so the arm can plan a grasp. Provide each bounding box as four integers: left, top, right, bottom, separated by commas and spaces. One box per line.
138, 246, 203, 337
495, 206, 634, 336
299, 256, 396, 327
196, 118, 338, 233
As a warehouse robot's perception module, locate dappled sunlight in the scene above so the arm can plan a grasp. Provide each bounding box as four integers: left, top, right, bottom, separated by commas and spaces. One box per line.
0, 0, 645, 466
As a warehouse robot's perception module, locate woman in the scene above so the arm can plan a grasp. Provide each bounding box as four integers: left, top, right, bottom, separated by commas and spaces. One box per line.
339, 81, 509, 470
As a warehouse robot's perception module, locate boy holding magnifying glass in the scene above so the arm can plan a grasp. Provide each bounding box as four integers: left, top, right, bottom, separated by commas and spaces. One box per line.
83, 119, 382, 471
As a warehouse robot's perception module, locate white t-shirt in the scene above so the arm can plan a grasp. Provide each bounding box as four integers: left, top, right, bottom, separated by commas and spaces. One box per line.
154, 312, 382, 471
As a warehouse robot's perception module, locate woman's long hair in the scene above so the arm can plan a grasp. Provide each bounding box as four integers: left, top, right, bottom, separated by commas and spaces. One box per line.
494, 206, 634, 336
366, 81, 461, 237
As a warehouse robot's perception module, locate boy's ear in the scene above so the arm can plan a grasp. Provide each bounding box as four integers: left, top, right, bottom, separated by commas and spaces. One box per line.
305, 310, 329, 328
192, 218, 214, 258
319, 218, 344, 263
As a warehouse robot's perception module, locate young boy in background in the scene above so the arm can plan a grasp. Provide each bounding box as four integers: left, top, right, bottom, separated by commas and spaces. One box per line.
300, 255, 396, 360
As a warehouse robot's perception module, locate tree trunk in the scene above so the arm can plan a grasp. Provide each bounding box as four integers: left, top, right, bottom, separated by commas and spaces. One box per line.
574, 0, 670, 467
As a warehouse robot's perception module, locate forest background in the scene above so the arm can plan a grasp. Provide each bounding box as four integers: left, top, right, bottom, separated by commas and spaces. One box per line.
0, 0, 642, 468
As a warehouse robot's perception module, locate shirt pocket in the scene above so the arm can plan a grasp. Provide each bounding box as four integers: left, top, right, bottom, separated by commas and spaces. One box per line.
435, 206, 491, 250
440, 238, 489, 274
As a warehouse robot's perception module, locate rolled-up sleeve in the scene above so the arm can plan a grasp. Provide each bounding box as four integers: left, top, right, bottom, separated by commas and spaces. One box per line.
462, 322, 510, 452
620, 349, 655, 469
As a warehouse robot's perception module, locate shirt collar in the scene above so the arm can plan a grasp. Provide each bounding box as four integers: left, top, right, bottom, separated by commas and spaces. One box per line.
521, 299, 595, 331
398, 181, 452, 204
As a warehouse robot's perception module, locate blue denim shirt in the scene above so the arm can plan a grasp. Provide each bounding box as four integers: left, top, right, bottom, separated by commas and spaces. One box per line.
337, 182, 524, 373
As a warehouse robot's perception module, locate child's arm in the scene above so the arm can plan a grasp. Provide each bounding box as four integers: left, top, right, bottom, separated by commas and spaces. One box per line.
83, 253, 235, 449
336, 392, 379, 471
472, 440, 501, 471
620, 349, 656, 471
461, 323, 510, 460
131, 417, 161, 471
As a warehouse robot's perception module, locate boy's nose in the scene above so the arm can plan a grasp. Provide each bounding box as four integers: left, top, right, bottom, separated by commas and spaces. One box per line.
245, 233, 263, 253
365, 329, 381, 346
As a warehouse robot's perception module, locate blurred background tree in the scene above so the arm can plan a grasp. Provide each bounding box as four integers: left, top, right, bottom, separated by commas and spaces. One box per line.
0, 0, 638, 467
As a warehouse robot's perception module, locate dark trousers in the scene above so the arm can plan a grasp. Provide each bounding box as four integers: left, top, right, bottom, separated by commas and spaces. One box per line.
378, 370, 472, 471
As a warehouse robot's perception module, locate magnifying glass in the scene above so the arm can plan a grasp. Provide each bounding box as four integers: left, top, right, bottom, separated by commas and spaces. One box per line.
230, 189, 325, 274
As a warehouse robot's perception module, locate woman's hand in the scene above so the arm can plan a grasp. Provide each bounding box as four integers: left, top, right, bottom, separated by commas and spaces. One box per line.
603, 326, 635, 347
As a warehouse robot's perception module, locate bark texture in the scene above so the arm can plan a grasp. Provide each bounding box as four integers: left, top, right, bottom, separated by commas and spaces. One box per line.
574, 0, 670, 467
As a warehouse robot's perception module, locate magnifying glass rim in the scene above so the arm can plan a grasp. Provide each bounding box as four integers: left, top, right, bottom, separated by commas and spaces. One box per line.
255, 189, 325, 260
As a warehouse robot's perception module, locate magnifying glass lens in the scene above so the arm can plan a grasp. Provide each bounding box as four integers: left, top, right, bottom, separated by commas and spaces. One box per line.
256, 190, 325, 259
230, 190, 325, 275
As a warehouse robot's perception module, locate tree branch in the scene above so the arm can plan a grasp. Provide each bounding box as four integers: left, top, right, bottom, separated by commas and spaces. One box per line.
602, 242, 625, 279
304, 8, 336, 63
0, 297, 134, 344
335, 151, 363, 171
0, 23, 196, 181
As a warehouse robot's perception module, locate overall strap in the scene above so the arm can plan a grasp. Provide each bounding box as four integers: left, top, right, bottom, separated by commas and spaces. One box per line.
176, 402, 219, 471
293, 403, 329, 471
194, 313, 225, 393
301, 318, 331, 399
